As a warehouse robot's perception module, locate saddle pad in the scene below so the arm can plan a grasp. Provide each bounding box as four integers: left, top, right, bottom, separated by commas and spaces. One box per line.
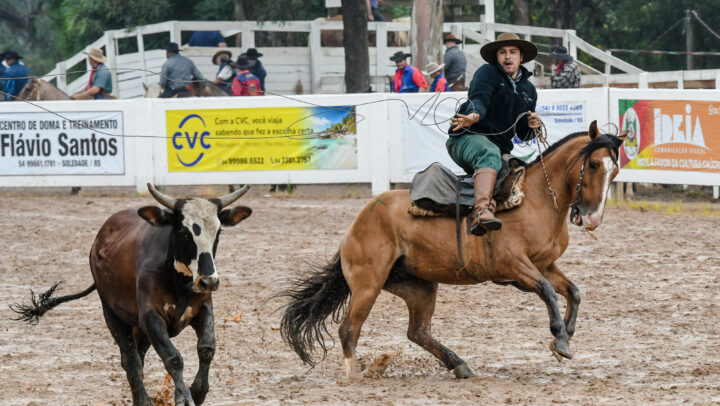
408, 156, 526, 218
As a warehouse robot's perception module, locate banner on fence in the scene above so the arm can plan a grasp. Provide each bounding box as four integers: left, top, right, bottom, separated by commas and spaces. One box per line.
619, 99, 720, 172
165, 106, 357, 172
0, 111, 124, 176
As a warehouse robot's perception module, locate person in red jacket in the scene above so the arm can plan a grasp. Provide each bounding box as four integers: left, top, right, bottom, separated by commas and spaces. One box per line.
231, 55, 263, 96
390, 51, 428, 93
423, 62, 447, 92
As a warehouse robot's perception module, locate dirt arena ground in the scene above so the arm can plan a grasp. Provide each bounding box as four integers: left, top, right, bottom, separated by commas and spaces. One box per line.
2, 189, 720, 405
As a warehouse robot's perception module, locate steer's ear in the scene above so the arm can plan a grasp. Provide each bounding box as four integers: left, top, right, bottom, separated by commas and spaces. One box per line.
219, 206, 252, 226
138, 206, 172, 226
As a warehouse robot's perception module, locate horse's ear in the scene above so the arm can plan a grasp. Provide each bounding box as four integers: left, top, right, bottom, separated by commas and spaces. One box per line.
142, 83, 148, 91
617, 130, 629, 142
588, 120, 599, 140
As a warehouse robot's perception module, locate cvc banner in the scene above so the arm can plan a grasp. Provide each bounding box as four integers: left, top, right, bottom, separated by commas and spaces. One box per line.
619, 99, 720, 172
0, 111, 124, 176
165, 106, 357, 172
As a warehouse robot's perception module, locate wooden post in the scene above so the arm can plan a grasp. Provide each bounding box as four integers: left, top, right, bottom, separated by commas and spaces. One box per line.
105, 32, 119, 98
170, 21, 181, 45
241, 22, 255, 50
411, 0, 444, 71
376, 22, 388, 91
137, 30, 148, 86
481, 0, 495, 40
56, 62, 68, 93
309, 21, 322, 93
614, 182, 624, 202
713, 186, 719, 199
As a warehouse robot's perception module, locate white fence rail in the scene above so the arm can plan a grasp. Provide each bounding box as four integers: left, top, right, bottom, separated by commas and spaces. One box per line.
2, 88, 720, 195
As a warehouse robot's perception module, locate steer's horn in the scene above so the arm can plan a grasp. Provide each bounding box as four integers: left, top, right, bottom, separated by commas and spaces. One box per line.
218, 185, 250, 208
147, 183, 178, 209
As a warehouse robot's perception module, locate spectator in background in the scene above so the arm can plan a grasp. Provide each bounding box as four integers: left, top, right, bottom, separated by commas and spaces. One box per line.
549, 45, 581, 88
245, 48, 266, 93
231, 55, 262, 96
212, 50, 235, 94
188, 31, 227, 47
423, 62, 447, 92
390, 51, 428, 93
0, 51, 6, 76
443, 34, 466, 90
159, 42, 204, 98
1, 51, 32, 101
71, 48, 113, 99
365, 0, 385, 21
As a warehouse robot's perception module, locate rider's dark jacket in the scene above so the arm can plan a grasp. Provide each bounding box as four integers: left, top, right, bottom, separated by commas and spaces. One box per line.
449, 62, 537, 154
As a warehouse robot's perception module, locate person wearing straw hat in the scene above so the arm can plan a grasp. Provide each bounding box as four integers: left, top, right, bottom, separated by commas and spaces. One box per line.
549, 45, 581, 88
231, 55, 263, 96
422, 62, 447, 92
447, 32, 543, 236
443, 34, 466, 89
1, 51, 32, 101
212, 50, 235, 94
159, 42, 205, 98
389, 51, 428, 93
71, 48, 113, 100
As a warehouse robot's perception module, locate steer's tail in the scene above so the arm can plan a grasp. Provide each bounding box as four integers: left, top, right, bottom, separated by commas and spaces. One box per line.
277, 252, 350, 367
9, 282, 97, 325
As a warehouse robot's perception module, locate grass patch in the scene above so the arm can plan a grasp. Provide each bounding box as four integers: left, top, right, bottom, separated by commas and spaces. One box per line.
608, 198, 720, 216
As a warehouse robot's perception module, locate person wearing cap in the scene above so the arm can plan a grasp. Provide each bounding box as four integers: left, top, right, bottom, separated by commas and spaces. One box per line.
245, 48, 266, 93
549, 45, 581, 88
159, 42, 205, 98
231, 55, 263, 96
0, 51, 32, 101
443, 34, 466, 89
71, 48, 113, 100
423, 62, 447, 92
212, 50, 235, 94
188, 31, 227, 47
389, 51, 428, 93
447, 33, 543, 236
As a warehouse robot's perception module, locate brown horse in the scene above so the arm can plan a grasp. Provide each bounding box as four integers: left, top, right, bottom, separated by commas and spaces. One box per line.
279, 121, 627, 380
17, 77, 73, 101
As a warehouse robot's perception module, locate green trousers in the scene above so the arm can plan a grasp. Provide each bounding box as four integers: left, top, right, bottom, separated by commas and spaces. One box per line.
446, 134, 502, 175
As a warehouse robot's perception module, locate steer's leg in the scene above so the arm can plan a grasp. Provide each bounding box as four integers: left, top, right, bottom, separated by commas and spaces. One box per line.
101, 300, 153, 406
189, 303, 215, 405
141, 311, 194, 406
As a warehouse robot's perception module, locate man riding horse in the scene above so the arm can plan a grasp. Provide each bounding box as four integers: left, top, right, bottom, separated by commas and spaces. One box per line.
448, 33, 543, 236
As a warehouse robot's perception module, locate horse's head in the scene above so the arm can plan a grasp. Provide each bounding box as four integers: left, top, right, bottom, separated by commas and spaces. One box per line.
17, 77, 39, 101
568, 121, 628, 230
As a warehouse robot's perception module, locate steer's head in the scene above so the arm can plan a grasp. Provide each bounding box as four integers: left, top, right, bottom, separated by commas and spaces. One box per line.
138, 184, 252, 293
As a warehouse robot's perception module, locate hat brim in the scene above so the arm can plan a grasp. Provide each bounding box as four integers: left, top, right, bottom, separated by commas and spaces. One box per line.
389, 53, 412, 62
247, 52, 263, 58
548, 52, 573, 61
480, 39, 538, 64
83, 52, 107, 64
444, 38, 462, 44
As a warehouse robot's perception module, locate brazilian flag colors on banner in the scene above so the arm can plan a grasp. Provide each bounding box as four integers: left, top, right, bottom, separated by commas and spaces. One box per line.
619, 99, 720, 172
166, 106, 357, 172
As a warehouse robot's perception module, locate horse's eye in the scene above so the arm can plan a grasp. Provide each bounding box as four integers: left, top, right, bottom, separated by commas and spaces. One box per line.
589, 161, 598, 170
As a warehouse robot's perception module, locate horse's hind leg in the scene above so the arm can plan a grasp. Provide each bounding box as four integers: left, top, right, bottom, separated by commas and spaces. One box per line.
384, 275, 474, 379
544, 263, 581, 339
101, 300, 153, 406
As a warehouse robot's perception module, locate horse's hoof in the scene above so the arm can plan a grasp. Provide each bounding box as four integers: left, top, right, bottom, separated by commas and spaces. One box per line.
549, 339, 572, 362
453, 363, 475, 379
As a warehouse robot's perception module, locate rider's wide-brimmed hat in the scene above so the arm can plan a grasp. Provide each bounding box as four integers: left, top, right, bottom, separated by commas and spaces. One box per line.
245, 48, 263, 59
164, 42, 180, 53
233, 55, 255, 70
480, 32, 538, 64
4, 51, 22, 60
548, 45, 573, 61
444, 34, 462, 44
422, 62, 445, 75
390, 51, 412, 62
212, 50, 232, 65
83, 48, 107, 64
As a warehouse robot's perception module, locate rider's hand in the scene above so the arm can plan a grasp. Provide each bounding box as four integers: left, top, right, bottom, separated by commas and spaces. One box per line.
528, 112, 542, 129
450, 113, 479, 132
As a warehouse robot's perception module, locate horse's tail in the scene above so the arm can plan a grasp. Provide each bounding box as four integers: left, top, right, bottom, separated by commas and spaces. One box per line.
277, 251, 350, 367
9, 282, 97, 325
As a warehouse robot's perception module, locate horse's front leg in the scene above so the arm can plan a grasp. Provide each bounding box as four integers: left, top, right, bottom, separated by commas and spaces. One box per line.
544, 263, 581, 340
510, 258, 572, 362
189, 302, 215, 405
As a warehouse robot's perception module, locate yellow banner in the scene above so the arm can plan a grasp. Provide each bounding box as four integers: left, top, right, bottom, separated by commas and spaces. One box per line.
166, 106, 357, 172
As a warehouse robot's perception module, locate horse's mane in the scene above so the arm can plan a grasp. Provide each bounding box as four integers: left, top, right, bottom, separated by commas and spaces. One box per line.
527, 130, 623, 168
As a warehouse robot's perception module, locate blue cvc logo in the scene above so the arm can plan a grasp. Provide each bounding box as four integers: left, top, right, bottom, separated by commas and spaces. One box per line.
172, 114, 211, 167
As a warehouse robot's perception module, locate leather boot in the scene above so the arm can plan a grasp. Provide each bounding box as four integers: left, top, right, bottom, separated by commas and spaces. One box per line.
469, 168, 503, 236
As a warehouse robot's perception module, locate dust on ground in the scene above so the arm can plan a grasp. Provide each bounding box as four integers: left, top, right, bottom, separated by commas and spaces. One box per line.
1, 192, 720, 405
